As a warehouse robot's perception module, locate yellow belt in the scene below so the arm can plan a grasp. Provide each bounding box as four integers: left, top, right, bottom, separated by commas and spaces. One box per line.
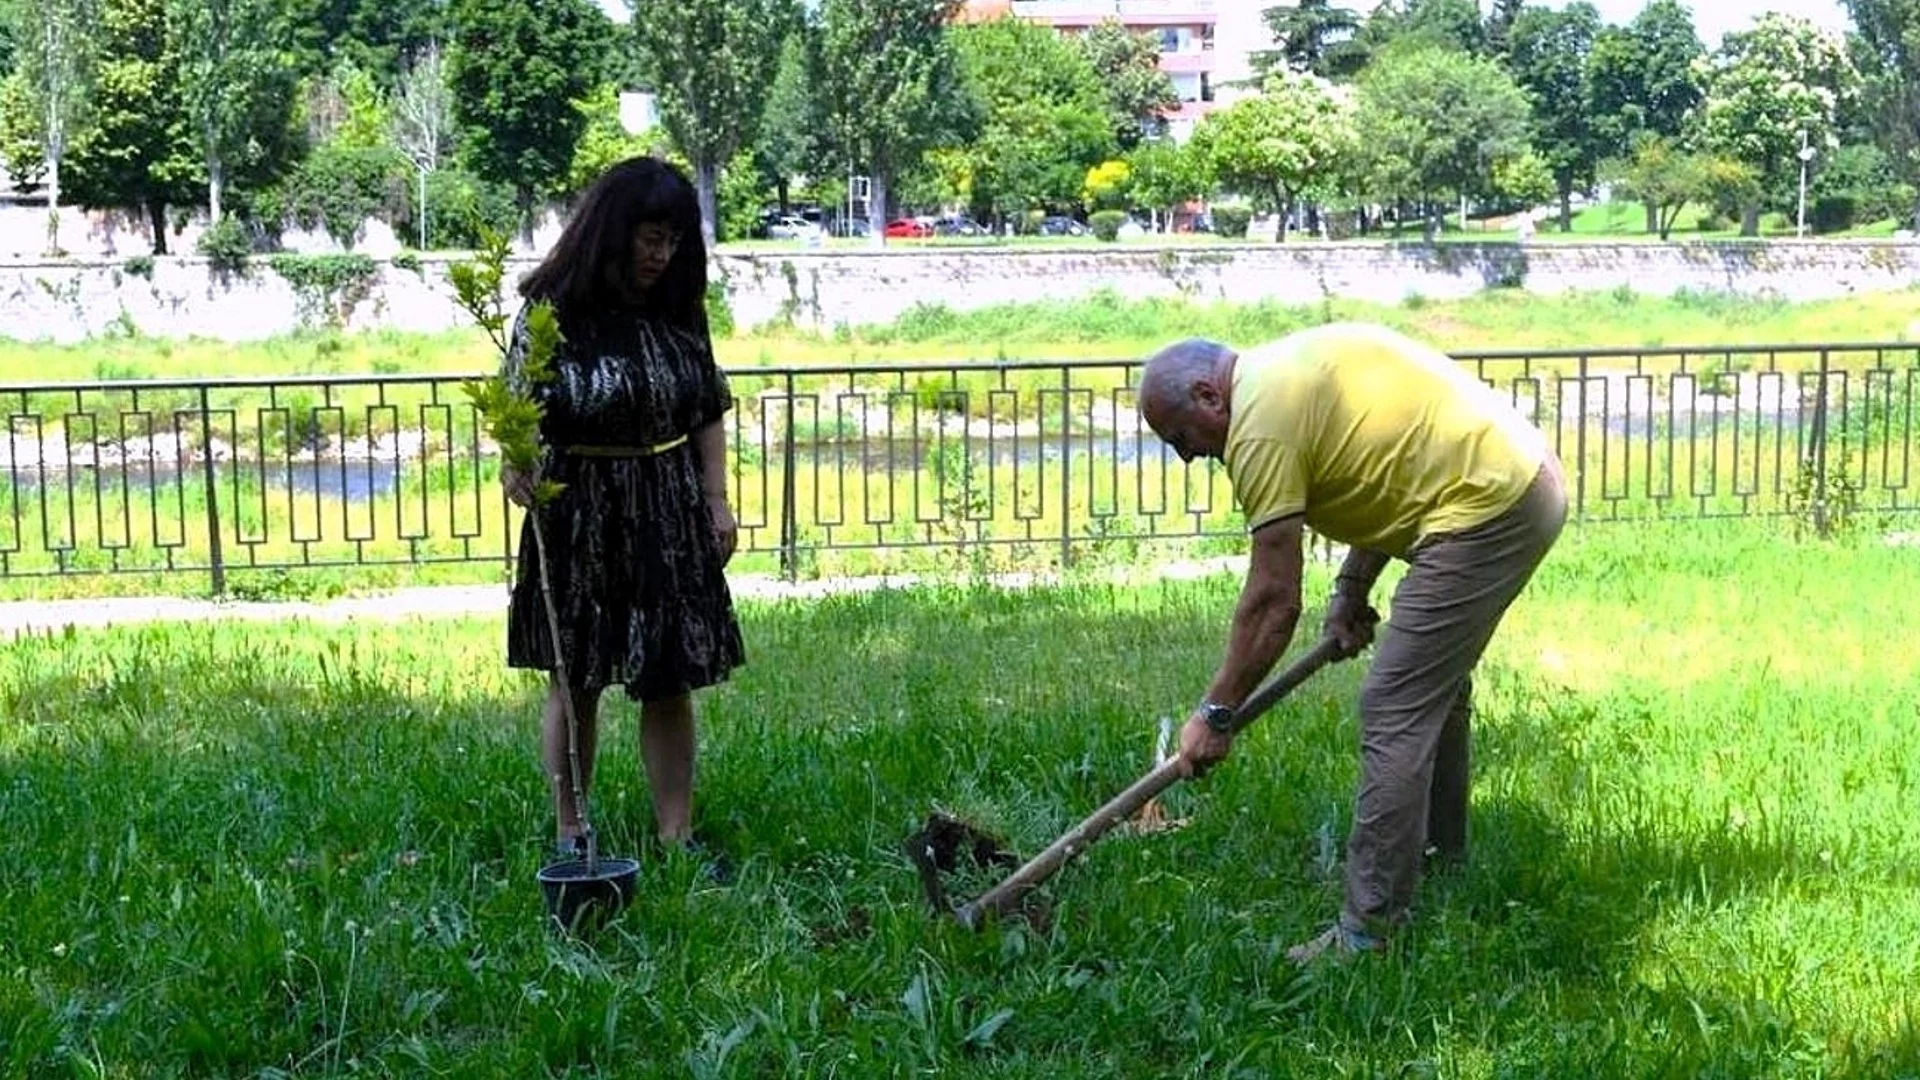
564, 436, 689, 458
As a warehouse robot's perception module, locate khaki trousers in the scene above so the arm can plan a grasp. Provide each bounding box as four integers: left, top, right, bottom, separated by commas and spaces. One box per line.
1340, 460, 1568, 938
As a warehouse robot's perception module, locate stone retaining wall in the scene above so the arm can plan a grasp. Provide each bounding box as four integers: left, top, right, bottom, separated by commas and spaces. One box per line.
4, 240, 1917, 344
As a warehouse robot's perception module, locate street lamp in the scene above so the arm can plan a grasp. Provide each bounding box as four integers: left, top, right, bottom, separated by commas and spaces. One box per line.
1797, 129, 1816, 238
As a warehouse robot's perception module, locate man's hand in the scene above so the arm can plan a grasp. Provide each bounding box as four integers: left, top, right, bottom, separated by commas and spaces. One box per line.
503, 464, 539, 508
1176, 710, 1234, 778
709, 496, 738, 564
1322, 593, 1380, 661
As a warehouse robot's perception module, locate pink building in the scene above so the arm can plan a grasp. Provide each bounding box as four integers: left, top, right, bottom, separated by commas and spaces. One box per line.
986, 0, 1223, 141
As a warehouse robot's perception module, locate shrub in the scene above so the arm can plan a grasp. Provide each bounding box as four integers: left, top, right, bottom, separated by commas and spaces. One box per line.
1089, 210, 1128, 242
1212, 205, 1252, 239
196, 218, 253, 276
1809, 195, 1856, 235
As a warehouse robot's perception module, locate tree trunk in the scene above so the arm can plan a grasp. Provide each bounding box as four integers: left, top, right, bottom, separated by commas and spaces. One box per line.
1276, 188, 1290, 242
1558, 179, 1573, 233
208, 154, 225, 226
1910, 187, 1920, 234
147, 200, 170, 255
776, 178, 791, 215
867, 167, 888, 249
694, 158, 721, 249
1644, 199, 1658, 235
44, 152, 61, 256
516, 186, 536, 247
1740, 202, 1760, 237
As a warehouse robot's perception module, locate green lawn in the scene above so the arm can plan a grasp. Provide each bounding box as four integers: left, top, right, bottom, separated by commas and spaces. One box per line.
3, 517, 1916, 1076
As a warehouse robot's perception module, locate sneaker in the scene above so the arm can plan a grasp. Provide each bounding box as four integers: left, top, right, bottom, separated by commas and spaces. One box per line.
1285, 923, 1385, 965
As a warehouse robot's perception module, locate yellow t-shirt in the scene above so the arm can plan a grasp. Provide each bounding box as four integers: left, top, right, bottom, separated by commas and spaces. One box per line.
1224, 323, 1549, 557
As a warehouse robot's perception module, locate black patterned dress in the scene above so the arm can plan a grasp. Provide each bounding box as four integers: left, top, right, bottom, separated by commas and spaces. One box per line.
501, 302, 746, 702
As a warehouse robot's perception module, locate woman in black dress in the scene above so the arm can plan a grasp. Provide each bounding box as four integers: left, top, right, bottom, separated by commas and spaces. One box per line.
499, 156, 745, 862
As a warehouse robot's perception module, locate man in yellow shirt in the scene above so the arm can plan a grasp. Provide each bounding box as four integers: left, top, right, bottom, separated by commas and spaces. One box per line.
1137, 323, 1567, 964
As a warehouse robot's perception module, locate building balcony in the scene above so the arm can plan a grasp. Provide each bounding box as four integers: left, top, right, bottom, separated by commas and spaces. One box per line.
1165, 99, 1222, 122
1158, 50, 1214, 74
1009, 0, 1218, 28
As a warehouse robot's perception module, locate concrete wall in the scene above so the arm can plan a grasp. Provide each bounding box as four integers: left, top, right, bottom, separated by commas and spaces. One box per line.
5, 240, 1920, 344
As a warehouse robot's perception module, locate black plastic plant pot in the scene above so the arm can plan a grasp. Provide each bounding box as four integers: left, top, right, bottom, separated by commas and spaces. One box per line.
537, 857, 640, 936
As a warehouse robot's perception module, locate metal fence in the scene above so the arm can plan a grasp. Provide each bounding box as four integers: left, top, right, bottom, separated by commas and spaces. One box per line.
3, 342, 1915, 593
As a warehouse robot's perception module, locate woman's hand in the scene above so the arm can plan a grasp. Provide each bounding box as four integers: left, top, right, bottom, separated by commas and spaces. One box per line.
708, 495, 738, 565
503, 464, 539, 508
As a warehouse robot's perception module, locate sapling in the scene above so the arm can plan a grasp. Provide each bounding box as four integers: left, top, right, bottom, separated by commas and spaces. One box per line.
447, 228, 600, 869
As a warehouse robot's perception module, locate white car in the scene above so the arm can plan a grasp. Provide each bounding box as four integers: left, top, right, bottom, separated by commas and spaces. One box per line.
768, 215, 822, 241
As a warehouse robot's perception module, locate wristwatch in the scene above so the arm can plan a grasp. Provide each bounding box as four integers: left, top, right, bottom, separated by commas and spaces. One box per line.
1200, 701, 1236, 734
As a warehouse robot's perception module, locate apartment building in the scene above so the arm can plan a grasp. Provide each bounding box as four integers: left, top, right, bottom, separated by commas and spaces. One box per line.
962, 0, 1229, 141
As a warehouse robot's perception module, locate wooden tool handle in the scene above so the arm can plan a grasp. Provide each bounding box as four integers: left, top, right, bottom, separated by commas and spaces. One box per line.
955, 637, 1343, 929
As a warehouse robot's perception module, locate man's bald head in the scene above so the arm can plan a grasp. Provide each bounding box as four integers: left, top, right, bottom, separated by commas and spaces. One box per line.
1139, 338, 1234, 417
1138, 337, 1237, 462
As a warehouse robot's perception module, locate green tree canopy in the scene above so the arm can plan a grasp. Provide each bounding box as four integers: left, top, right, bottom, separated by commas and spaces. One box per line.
811, 0, 974, 240
632, 0, 791, 247
951, 15, 1113, 220
1352, 43, 1532, 238
1190, 68, 1356, 241
448, 0, 608, 236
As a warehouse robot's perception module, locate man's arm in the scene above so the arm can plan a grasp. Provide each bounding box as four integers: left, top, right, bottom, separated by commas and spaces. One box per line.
1201, 516, 1307, 709
1334, 545, 1391, 600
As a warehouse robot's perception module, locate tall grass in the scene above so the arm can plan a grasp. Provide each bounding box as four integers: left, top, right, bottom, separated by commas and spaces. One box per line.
2, 518, 1916, 1076
8, 288, 1920, 383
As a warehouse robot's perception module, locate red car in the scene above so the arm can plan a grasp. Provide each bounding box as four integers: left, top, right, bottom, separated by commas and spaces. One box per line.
884, 218, 933, 239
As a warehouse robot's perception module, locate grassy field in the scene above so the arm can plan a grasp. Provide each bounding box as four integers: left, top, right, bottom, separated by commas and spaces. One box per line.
3, 518, 1917, 1076
8, 287, 1920, 385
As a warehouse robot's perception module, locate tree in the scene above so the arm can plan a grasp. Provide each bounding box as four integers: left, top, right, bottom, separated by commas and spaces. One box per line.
812, 0, 972, 244
1257, 0, 1369, 80
1630, 0, 1705, 138
393, 41, 451, 248
1483, 0, 1525, 58
281, 0, 451, 85
1602, 132, 1713, 239
1353, 43, 1532, 239
1360, 0, 1487, 59
1125, 137, 1207, 227
1075, 18, 1179, 149
1507, 2, 1602, 232
1843, 0, 1920, 229
756, 30, 817, 214
10, 0, 98, 253
169, 0, 300, 225
1492, 148, 1555, 209
448, 0, 608, 239
62, 0, 198, 253
1695, 13, 1858, 234
951, 16, 1111, 222
1586, 0, 1703, 232
1190, 69, 1356, 241
0, 0, 18, 77
632, 0, 791, 248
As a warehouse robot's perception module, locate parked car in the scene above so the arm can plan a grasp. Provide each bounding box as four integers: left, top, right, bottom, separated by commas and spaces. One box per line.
884, 218, 934, 239
933, 215, 986, 237
767, 215, 822, 241
1036, 215, 1088, 237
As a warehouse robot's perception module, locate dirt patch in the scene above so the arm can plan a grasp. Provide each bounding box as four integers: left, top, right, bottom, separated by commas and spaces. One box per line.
902, 810, 1053, 930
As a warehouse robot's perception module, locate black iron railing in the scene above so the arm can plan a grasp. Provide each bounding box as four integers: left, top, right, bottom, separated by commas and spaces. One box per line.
3, 342, 1914, 593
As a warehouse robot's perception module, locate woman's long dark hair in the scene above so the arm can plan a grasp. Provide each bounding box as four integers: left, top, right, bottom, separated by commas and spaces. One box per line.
518, 155, 708, 332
